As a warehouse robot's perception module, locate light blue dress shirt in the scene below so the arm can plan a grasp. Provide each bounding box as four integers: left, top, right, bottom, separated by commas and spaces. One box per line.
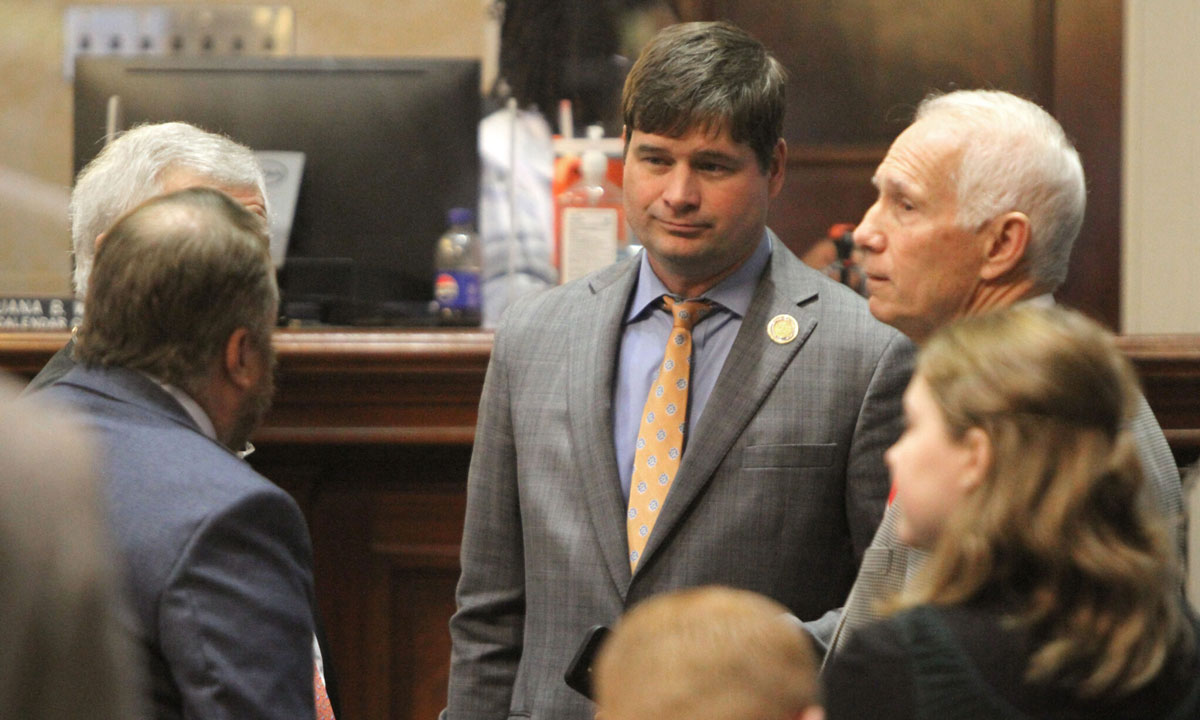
613, 233, 772, 501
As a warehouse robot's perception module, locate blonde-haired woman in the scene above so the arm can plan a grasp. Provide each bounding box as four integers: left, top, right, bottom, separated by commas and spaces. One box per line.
823, 306, 1199, 719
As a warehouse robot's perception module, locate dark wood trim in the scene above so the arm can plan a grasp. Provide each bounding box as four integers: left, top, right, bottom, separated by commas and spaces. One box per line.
271, 328, 493, 371
1116, 334, 1200, 361
1033, 0, 1058, 104
0, 329, 494, 377
0, 332, 67, 376
1117, 334, 1200, 465
261, 328, 492, 445
6, 330, 1200, 458
786, 145, 889, 167
675, 0, 720, 21
1051, 0, 1124, 329
0, 329, 493, 446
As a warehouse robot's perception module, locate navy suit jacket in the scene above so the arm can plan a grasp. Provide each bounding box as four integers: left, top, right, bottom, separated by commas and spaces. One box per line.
22, 336, 75, 395
43, 365, 317, 720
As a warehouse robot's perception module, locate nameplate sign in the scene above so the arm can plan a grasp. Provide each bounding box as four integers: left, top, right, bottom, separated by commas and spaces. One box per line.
0, 297, 83, 330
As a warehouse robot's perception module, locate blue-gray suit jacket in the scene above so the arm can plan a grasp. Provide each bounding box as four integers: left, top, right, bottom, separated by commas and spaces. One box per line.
42, 365, 317, 720
444, 242, 915, 720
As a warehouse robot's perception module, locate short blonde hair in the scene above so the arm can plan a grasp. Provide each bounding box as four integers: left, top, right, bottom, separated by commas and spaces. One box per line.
594, 586, 820, 720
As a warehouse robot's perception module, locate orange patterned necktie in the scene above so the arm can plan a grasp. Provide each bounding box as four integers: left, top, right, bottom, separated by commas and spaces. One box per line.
315, 662, 336, 720
627, 296, 712, 571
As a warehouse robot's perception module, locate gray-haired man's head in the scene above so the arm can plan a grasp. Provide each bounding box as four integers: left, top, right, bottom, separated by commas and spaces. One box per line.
70, 122, 267, 299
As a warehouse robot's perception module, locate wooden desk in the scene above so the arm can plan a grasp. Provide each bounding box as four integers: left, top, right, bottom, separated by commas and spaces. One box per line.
1116, 334, 1200, 466
247, 329, 491, 720
3, 329, 1199, 720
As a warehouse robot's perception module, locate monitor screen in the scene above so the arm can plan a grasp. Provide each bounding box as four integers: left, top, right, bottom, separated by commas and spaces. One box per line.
74, 56, 481, 325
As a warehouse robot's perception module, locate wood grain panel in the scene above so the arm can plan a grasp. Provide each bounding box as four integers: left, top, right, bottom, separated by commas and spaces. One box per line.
263, 329, 491, 445
256, 441, 470, 720
1051, 0, 1124, 329
707, 0, 1119, 328
1117, 334, 1200, 466
770, 149, 884, 259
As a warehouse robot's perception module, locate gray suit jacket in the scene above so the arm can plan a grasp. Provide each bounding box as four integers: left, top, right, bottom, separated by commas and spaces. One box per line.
824, 392, 1185, 660
444, 242, 914, 720
42, 365, 317, 720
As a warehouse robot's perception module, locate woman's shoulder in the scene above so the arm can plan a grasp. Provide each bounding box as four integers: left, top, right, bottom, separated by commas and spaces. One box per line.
822, 615, 916, 720
926, 601, 1200, 720
824, 605, 1021, 720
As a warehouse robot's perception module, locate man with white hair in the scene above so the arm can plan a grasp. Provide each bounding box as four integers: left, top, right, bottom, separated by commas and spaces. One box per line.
42, 187, 313, 720
25, 122, 342, 715
24, 121, 267, 394
827, 88, 1183, 655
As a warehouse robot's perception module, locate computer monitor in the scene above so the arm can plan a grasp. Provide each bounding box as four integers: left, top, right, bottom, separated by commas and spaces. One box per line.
74, 56, 481, 325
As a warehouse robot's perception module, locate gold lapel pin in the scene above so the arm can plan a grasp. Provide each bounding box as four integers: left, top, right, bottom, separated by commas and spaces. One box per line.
766, 314, 800, 344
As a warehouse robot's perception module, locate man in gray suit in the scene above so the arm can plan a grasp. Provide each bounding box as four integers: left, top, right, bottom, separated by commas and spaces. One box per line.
827, 89, 1184, 655
41, 187, 318, 720
444, 21, 913, 720
24, 121, 267, 394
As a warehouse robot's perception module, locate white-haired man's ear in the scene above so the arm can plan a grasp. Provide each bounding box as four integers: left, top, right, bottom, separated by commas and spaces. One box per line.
978, 211, 1031, 282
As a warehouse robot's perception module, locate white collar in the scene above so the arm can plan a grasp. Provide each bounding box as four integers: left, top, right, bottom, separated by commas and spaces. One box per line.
143, 373, 218, 441
139, 372, 255, 459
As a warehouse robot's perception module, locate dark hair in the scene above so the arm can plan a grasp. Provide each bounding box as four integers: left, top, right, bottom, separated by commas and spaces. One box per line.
622, 21, 786, 170
497, 0, 648, 130
76, 187, 277, 399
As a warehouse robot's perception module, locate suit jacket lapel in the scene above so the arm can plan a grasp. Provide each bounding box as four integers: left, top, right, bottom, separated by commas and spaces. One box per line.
567, 259, 639, 593
636, 247, 820, 570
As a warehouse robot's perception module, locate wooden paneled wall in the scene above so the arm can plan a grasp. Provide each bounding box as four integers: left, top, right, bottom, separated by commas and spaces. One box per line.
708, 0, 1123, 329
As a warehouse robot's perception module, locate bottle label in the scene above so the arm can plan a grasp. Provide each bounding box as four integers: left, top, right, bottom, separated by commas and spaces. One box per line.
560, 207, 619, 284
434, 270, 481, 310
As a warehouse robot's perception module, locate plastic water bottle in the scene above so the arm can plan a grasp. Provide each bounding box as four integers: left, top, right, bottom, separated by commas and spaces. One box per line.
433, 207, 482, 325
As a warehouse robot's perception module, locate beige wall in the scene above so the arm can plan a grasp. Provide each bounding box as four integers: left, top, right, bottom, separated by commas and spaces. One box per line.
1123, 0, 1200, 334
0, 1, 486, 297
